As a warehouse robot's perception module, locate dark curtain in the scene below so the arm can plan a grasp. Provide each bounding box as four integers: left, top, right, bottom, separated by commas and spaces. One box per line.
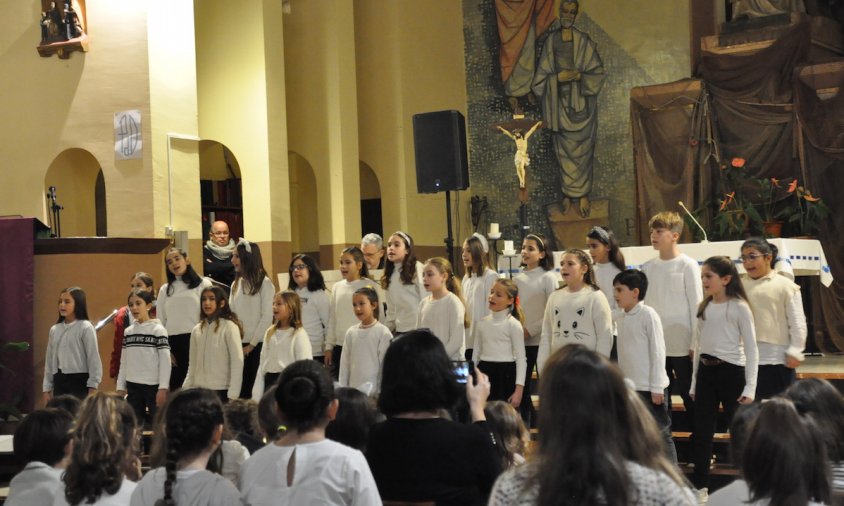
630, 80, 719, 244
796, 77, 844, 352
0, 217, 36, 414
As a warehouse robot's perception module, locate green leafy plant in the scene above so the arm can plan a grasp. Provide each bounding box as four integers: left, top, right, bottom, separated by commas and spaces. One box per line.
709, 157, 762, 240
780, 179, 830, 237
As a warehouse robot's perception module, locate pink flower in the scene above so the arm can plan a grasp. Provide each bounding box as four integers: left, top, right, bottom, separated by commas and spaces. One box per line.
787, 180, 798, 193
731, 157, 746, 168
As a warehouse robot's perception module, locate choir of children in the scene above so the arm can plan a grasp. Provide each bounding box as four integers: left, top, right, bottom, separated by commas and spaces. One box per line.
29, 211, 824, 505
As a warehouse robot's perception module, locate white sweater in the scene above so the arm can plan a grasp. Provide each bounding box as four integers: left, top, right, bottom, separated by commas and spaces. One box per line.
328, 278, 376, 349
538, 286, 613, 372
116, 319, 171, 391
513, 267, 560, 345
641, 254, 702, 357
742, 271, 807, 364
339, 321, 392, 394
131, 468, 241, 506
230, 276, 275, 346
252, 326, 313, 400
296, 287, 330, 357
474, 309, 527, 386
239, 439, 381, 506
593, 262, 622, 312
617, 302, 669, 394
690, 299, 759, 400
157, 277, 213, 335
43, 319, 103, 391
384, 261, 425, 332
463, 268, 500, 349
182, 319, 244, 400
417, 292, 466, 360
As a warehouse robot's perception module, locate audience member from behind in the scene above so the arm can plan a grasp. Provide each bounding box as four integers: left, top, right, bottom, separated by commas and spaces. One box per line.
325, 387, 379, 452
46, 394, 82, 417
257, 385, 283, 443
742, 398, 830, 506
367, 329, 501, 505
131, 388, 241, 506
224, 399, 264, 455
707, 402, 763, 506
6, 408, 73, 506
785, 377, 844, 497
239, 360, 380, 505
55, 393, 139, 506
489, 345, 693, 506
484, 400, 529, 470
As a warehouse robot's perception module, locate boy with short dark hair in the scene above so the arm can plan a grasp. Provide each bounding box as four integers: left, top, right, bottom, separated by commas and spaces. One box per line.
641, 211, 702, 421
7, 408, 73, 506
613, 269, 676, 462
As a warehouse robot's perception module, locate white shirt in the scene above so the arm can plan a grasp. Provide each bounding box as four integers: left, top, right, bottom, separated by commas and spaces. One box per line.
617, 302, 669, 394
157, 277, 213, 335
473, 309, 527, 385
230, 276, 276, 346
384, 261, 425, 332
594, 262, 622, 335
239, 439, 381, 506
690, 299, 759, 400
742, 271, 807, 364
182, 319, 244, 400
641, 254, 702, 357
538, 286, 613, 373
252, 327, 313, 400
43, 319, 103, 391
116, 319, 171, 391
339, 321, 392, 394
513, 267, 560, 345
131, 468, 242, 506
328, 278, 377, 349
417, 292, 466, 360
296, 287, 330, 357
708, 479, 824, 506
54, 477, 136, 506
6, 462, 63, 506
462, 268, 500, 348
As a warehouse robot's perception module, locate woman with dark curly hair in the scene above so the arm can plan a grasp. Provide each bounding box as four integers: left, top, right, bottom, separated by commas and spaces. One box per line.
54, 392, 139, 505
131, 388, 241, 506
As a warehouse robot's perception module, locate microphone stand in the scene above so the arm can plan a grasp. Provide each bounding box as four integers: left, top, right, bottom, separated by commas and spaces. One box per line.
678, 201, 708, 243
47, 186, 63, 238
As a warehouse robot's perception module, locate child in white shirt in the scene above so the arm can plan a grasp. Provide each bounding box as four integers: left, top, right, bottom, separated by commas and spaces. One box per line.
339, 287, 392, 395
613, 269, 676, 462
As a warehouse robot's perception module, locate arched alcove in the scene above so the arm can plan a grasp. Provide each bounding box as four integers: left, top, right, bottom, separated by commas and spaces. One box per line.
289, 152, 319, 259
199, 140, 243, 241
44, 148, 103, 237
360, 160, 383, 238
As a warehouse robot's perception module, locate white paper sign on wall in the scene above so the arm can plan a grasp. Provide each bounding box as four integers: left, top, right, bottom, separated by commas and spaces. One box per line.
114, 110, 142, 160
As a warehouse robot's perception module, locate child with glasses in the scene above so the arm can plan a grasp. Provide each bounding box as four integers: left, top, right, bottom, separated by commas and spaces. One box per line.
739, 237, 807, 399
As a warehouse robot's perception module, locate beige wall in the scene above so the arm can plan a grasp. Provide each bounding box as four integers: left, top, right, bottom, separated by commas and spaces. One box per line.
355, 0, 469, 249
289, 152, 319, 254
44, 149, 102, 237
0, 0, 154, 237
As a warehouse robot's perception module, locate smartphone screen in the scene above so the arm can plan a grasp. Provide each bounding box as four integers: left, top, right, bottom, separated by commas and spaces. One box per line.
452, 360, 473, 384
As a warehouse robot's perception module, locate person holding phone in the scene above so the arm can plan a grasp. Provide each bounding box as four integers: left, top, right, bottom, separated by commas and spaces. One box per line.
367, 329, 501, 505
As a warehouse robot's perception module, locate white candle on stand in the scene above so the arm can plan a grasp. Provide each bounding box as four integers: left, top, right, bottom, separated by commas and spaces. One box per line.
489, 223, 499, 236
504, 240, 514, 253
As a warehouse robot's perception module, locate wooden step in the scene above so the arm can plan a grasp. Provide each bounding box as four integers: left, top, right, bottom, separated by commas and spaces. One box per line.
672, 431, 730, 443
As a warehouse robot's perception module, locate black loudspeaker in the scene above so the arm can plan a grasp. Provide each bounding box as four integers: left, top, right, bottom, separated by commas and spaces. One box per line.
412, 110, 469, 194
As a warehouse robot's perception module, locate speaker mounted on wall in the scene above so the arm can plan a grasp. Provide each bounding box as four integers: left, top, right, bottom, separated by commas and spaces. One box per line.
412, 110, 469, 194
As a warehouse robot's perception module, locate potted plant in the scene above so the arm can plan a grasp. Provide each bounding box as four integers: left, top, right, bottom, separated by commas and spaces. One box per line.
0, 340, 30, 433
756, 177, 787, 237
780, 179, 830, 238
709, 158, 762, 240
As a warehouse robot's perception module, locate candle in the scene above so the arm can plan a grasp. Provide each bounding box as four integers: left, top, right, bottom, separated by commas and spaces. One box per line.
489, 223, 499, 235
504, 240, 514, 253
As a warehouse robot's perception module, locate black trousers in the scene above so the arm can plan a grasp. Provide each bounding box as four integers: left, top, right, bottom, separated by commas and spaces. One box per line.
54, 370, 89, 400
168, 333, 191, 391
126, 382, 159, 426
331, 346, 343, 381
692, 360, 745, 489
240, 342, 263, 399
519, 345, 539, 423
264, 372, 281, 391
755, 364, 795, 400
465, 348, 473, 362
478, 361, 517, 403
666, 355, 695, 423
637, 390, 678, 463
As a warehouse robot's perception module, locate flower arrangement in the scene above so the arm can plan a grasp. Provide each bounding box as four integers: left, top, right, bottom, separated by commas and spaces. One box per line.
709, 157, 762, 240
780, 178, 829, 237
